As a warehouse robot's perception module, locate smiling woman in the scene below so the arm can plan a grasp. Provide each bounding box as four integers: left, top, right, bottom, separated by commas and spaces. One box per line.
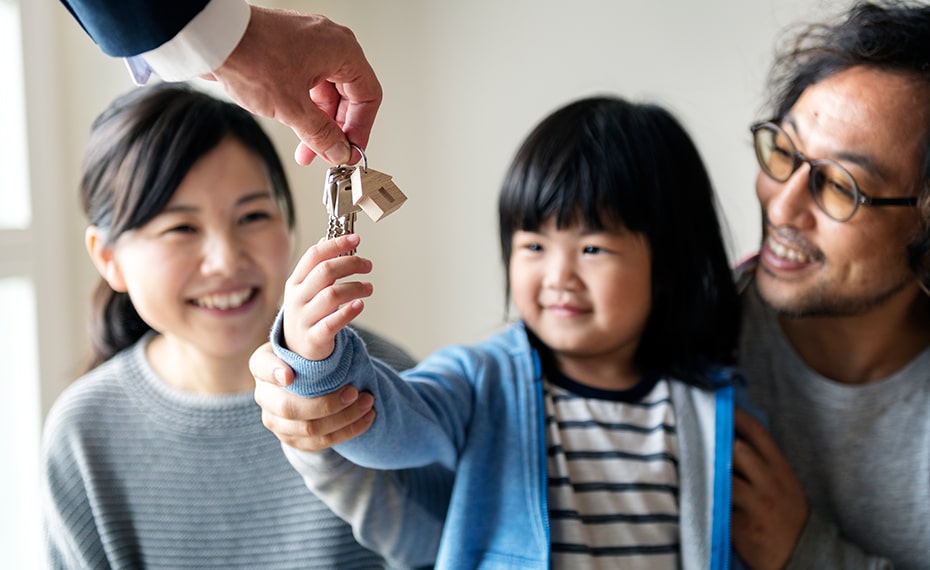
39, 83, 414, 568
84, 136, 292, 393
76, 84, 294, 373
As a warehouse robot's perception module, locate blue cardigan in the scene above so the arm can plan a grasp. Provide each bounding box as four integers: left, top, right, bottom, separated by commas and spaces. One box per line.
274, 319, 741, 569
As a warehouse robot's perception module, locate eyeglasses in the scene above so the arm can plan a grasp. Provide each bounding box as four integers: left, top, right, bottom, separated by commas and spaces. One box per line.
750, 121, 917, 222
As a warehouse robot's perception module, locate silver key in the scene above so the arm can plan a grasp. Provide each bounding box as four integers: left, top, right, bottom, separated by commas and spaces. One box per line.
323, 164, 360, 255
321, 146, 406, 256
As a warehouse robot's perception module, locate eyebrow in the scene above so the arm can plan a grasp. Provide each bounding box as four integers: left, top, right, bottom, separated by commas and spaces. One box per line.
783, 116, 892, 183
160, 191, 275, 214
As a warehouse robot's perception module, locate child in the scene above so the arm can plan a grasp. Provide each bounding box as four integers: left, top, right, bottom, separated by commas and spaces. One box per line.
270, 95, 744, 569
40, 83, 418, 569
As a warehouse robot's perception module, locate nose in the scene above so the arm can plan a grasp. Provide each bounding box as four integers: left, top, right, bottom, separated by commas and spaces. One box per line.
201, 231, 243, 276
757, 164, 817, 229
542, 250, 580, 291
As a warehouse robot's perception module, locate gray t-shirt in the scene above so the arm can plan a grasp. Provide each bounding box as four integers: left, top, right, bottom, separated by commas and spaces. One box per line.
740, 283, 930, 569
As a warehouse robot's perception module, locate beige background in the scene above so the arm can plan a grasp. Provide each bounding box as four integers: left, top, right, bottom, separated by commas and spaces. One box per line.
29, 0, 842, 413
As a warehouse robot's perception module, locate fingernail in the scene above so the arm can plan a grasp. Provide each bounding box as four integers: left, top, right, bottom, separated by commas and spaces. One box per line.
293, 143, 315, 166
357, 393, 374, 411
340, 386, 359, 404
324, 143, 350, 164
273, 368, 287, 386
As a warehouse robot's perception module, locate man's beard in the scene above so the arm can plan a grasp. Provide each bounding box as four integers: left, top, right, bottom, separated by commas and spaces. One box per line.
758, 268, 912, 318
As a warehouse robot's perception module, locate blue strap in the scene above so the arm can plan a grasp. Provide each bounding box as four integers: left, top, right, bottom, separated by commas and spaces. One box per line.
710, 382, 735, 569
531, 349, 551, 550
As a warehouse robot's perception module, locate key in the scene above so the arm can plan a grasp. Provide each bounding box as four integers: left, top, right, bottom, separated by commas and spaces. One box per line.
321, 146, 406, 256
322, 164, 360, 255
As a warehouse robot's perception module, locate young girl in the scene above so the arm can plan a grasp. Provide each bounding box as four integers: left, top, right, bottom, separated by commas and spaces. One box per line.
39, 84, 417, 569
267, 95, 744, 569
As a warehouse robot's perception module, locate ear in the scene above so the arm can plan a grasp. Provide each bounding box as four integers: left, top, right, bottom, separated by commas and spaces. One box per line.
85, 226, 128, 293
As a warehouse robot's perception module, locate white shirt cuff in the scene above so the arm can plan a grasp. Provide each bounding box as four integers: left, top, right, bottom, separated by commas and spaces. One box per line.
139, 0, 252, 82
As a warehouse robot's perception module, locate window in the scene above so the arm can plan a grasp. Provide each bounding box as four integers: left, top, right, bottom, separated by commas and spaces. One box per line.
0, 279, 41, 568
0, 0, 29, 229
0, 0, 45, 566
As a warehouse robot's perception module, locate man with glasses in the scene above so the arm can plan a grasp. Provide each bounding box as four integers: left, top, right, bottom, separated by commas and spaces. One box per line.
731, 2, 930, 568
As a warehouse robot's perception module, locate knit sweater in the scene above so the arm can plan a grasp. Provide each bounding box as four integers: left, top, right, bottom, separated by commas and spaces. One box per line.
41, 328, 416, 569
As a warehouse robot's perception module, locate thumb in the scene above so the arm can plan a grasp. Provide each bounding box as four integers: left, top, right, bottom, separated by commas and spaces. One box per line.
249, 342, 294, 387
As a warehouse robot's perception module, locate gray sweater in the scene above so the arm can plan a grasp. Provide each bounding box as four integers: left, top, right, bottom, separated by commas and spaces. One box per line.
40, 328, 416, 569
739, 282, 930, 570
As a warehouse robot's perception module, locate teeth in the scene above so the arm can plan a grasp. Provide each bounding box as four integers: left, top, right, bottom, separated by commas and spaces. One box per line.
195, 288, 253, 310
767, 237, 811, 263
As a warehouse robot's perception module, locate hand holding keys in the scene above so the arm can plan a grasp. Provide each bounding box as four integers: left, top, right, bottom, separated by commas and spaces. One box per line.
322, 146, 406, 255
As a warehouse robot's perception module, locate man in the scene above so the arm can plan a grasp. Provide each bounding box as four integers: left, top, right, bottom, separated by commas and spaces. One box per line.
730, 2, 930, 568
61, 0, 381, 165
253, 2, 930, 567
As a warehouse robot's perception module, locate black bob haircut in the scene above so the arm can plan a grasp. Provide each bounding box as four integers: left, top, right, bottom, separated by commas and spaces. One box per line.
498, 95, 739, 386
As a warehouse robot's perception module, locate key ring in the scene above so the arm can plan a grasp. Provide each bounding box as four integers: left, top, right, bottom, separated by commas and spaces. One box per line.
349, 143, 368, 172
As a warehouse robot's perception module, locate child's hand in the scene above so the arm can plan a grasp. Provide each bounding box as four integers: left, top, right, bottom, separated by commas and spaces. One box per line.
282, 234, 373, 360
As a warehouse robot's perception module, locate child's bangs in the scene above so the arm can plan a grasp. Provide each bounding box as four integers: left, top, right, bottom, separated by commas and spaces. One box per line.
504, 153, 643, 235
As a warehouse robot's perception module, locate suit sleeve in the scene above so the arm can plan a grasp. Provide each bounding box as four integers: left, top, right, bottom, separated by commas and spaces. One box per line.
59, 0, 250, 81
59, 0, 209, 56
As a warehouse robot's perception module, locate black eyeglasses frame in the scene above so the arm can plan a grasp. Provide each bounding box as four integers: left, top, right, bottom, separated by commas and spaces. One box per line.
750, 120, 917, 222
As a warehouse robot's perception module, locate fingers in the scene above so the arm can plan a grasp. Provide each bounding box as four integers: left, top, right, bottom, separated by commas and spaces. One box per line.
286, 235, 373, 323
306, 67, 381, 164
731, 436, 767, 491
284, 234, 373, 359
734, 409, 767, 446
281, 18, 381, 164
287, 298, 366, 361
284, 100, 353, 165
250, 342, 294, 387
289, 234, 367, 286
735, 410, 790, 470
294, 143, 317, 166
330, 72, 381, 162
733, 411, 782, 486
298, 25, 381, 165
255, 381, 376, 452
211, 6, 382, 166
731, 411, 809, 569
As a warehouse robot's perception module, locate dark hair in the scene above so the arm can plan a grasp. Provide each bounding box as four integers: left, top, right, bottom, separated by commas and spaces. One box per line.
498, 95, 739, 386
80, 83, 294, 370
768, 1, 930, 289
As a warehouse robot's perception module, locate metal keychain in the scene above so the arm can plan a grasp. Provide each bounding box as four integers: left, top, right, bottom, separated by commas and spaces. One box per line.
322, 145, 406, 256
322, 146, 366, 255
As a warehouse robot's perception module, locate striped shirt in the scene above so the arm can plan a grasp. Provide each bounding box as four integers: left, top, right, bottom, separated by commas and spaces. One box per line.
544, 372, 680, 569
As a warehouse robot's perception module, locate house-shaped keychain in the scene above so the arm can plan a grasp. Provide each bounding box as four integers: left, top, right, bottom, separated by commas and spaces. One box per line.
351, 166, 407, 222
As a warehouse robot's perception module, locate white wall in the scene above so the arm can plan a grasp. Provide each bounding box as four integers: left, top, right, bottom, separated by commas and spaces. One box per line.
42, 0, 843, 403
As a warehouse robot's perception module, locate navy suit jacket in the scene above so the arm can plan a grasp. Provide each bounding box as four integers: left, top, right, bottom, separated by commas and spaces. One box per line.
60, 0, 209, 56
